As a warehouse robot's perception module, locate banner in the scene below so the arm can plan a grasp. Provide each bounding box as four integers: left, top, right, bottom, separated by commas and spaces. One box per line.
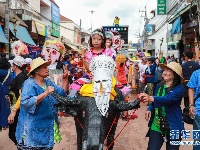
157, 0, 166, 15
35, 21, 46, 36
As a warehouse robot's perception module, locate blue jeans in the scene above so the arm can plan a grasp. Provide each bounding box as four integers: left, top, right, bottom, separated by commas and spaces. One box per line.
193, 115, 200, 150
147, 130, 180, 150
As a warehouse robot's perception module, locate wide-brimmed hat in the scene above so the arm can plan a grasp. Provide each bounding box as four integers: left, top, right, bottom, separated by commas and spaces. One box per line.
159, 62, 184, 81
13, 56, 26, 67
28, 57, 51, 75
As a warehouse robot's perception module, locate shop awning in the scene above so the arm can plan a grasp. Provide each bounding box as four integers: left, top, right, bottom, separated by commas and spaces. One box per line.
66, 43, 80, 52
0, 25, 9, 43
9, 22, 36, 46
168, 4, 191, 24
144, 45, 155, 50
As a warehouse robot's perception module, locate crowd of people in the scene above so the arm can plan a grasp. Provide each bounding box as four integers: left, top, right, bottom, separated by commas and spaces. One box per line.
0, 28, 200, 150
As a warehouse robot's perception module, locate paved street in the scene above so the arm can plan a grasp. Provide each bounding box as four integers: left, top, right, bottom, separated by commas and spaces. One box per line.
0, 93, 193, 150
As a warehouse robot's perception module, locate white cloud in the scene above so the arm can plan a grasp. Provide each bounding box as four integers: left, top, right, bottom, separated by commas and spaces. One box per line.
55, 0, 157, 42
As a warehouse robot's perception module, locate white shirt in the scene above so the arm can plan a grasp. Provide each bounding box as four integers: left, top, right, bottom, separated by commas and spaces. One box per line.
139, 63, 148, 81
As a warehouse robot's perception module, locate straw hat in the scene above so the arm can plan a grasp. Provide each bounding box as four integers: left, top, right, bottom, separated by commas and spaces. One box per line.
159, 62, 184, 81
28, 57, 51, 75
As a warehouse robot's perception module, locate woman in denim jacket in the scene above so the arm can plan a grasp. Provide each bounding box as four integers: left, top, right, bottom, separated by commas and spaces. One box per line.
140, 62, 184, 150
16, 57, 69, 150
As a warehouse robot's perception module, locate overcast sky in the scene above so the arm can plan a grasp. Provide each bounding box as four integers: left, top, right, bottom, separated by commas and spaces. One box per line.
55, 0, 157, 42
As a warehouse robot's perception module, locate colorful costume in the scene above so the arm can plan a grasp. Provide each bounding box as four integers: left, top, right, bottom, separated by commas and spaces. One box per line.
116, 54, 127, 85
128, 63, 134, 84
69, 48, 116, 98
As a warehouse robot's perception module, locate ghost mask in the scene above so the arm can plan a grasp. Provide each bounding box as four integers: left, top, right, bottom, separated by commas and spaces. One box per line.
11, 40, 29, 56
89, 55, 116, 116
42, 40, 65, 64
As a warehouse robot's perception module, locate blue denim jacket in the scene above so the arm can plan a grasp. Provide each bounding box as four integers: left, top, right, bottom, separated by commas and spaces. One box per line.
16, 78, 66, 147
147, 83, 184, 131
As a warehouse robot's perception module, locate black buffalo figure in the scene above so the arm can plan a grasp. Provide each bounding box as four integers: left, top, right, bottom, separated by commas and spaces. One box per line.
52, 88, 140, 150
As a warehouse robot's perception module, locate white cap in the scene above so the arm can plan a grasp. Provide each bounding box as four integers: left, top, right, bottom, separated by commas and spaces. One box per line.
25, 58, 32, 64
13, 56, 26, 67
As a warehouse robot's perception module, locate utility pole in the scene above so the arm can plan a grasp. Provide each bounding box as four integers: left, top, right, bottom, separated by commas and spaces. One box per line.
89, 10, 95, 33
139, 6, 149, 52
4, 0, 10, 56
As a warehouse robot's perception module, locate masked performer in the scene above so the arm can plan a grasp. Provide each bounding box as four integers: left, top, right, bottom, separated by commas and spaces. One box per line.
68, 28, 116, 98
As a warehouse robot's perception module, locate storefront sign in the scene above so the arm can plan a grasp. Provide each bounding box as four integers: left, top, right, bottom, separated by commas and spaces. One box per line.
52, 22, 60, 37
157, 0, 166, 15
146, 24, 155, 35
51, 3, 60, 24
51, 2, 60, 37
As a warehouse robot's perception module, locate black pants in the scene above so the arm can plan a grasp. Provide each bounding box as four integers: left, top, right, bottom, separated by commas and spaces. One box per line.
147, 130, 180, 150
9, 110, 19, 145
184, 97, 189, 108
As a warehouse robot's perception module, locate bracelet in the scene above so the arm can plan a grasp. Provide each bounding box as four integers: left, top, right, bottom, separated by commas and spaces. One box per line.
189, 104, 194, 107
12, 109, 17, 112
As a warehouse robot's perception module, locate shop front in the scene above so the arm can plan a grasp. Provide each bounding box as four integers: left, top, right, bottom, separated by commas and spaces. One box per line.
0, 25, 9, 52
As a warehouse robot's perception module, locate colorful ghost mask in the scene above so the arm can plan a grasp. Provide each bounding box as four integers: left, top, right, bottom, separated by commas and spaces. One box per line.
111, 31, 124, 51
42, 40, 65, 64
11, 40, 29, 56
89, 55, 116, 116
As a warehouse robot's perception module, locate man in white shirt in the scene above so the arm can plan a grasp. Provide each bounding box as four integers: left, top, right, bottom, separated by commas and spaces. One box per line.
138, 57, 148, 93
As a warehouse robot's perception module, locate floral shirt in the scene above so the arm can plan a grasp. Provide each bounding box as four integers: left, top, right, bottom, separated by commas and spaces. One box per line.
86, 48, 116, 63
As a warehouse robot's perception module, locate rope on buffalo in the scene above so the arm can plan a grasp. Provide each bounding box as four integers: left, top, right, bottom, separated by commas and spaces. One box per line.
76, 116, 84, 129
104, 115, 118, 144
106, 109, 137, 150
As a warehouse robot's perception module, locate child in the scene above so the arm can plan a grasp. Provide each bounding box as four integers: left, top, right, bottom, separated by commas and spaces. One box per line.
68, 28, 116, 98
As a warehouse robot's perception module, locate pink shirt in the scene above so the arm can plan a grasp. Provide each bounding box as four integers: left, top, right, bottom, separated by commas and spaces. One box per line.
86, 48, 116, 63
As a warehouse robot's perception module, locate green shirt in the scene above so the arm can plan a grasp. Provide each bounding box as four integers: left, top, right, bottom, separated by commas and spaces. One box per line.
151, 84, 169, 134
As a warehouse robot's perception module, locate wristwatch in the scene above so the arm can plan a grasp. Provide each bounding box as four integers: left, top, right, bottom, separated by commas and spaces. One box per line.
189, 104, 194, 107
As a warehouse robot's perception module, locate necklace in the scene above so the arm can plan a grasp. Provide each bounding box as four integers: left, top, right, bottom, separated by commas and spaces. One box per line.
91, 48, 105, 55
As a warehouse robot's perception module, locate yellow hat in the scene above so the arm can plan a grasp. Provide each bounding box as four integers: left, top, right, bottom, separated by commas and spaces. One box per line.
159, 62, 184, 81
28, 57, 51, 75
